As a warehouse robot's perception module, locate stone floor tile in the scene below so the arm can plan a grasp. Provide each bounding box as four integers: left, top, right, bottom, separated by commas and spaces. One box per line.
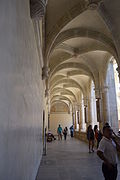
37, 138, 120, 180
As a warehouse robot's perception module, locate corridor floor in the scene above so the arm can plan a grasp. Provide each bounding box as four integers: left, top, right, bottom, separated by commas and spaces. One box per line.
37, 138, 120, 180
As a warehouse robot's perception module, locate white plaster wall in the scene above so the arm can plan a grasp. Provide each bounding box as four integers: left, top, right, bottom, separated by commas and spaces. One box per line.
50, 113, 72, 135
0, 1, 44, 179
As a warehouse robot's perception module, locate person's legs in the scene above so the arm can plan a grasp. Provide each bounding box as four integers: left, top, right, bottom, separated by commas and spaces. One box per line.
58, 134, 60, 140
102, 163, 110, 180
92, 140, 94, 152
102, 163, 118, 180
112, 165, 118, 180
65, 134, 67, 140
71, 131, 73, 137
89, 140, 91, 153
64, 134, 66, 140
97, 139, 99, 148
60, 133, 62, 140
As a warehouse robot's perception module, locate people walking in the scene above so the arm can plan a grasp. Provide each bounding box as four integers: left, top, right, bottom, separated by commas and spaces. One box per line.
97, 125, 120, 180
63, 127, 68, 140
70, 125, 74, 137
87, 125, 94, 153
57, 124, 62, 140
94, 125, 103, 148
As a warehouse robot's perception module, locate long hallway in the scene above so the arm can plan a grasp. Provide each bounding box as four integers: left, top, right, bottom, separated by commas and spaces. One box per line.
37, 138, 120, 180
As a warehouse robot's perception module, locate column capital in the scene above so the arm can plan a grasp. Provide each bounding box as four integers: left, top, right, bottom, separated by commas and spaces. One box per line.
102, 86, 109, 93
30, 0, 48, 19
83, 97, 88, 107
42, 66, 49, 80
94, 88, 101, 99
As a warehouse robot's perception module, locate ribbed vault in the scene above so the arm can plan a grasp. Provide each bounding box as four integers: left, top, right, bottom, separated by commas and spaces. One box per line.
45, 5, 118, 112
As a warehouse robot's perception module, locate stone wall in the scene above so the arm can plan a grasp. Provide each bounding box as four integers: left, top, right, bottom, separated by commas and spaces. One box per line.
74, 131, 88, 143
50, 113, 72, 135
0, 1, 45, 179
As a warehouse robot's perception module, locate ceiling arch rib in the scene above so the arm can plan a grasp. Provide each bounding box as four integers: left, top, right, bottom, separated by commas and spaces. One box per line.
50, 95, 73, 104
48, 28, 117, 63
67, 70, 90, 77
50, 78, 84, 93
50, 90, 76, 102
50, 93, 76, 103
45, 0, 88, 61
49, 62, 95, 84
55, 43, 75, 55
50, 87, 77, 101
63, 83, 82, 90
51, 100, 70, 107
54, 42, 113, 59
50, 75, 66, 85
50, 46, 111, 72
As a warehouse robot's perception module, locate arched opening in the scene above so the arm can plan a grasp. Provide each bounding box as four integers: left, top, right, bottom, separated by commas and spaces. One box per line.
49, 101, 72, 135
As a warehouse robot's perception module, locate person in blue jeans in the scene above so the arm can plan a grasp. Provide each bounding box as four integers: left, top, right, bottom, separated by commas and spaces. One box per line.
57, 124, 62, 140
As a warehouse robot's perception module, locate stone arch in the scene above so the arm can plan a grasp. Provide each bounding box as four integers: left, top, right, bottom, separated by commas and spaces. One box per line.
51, 100, 70, 107
98, 3, 120, 65
46, 1, 87, 59
50, 100, 70, 113
50, 87, 77, 101
44, 2, 120, 71
48, 28, 117, 64
49, 62, 95, 85
54, 43, 113, 57
50, 78, 84, 93
50, 95, 73, 104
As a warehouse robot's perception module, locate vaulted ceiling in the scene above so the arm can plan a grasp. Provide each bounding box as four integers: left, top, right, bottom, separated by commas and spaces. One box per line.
45, 0, 119, 109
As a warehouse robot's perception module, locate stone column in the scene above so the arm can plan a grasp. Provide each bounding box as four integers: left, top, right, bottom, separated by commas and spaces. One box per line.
74, 110, 77, 130
78, 108, 81, 132
101, 86, 110, 125
116, 66, 120, 83
79, 104, 83, 132
106, 61, 119, 132
87, 97, 92, 125
94, 88, 103, 129
84, 105, 87, 124
72, 112, 75, 126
